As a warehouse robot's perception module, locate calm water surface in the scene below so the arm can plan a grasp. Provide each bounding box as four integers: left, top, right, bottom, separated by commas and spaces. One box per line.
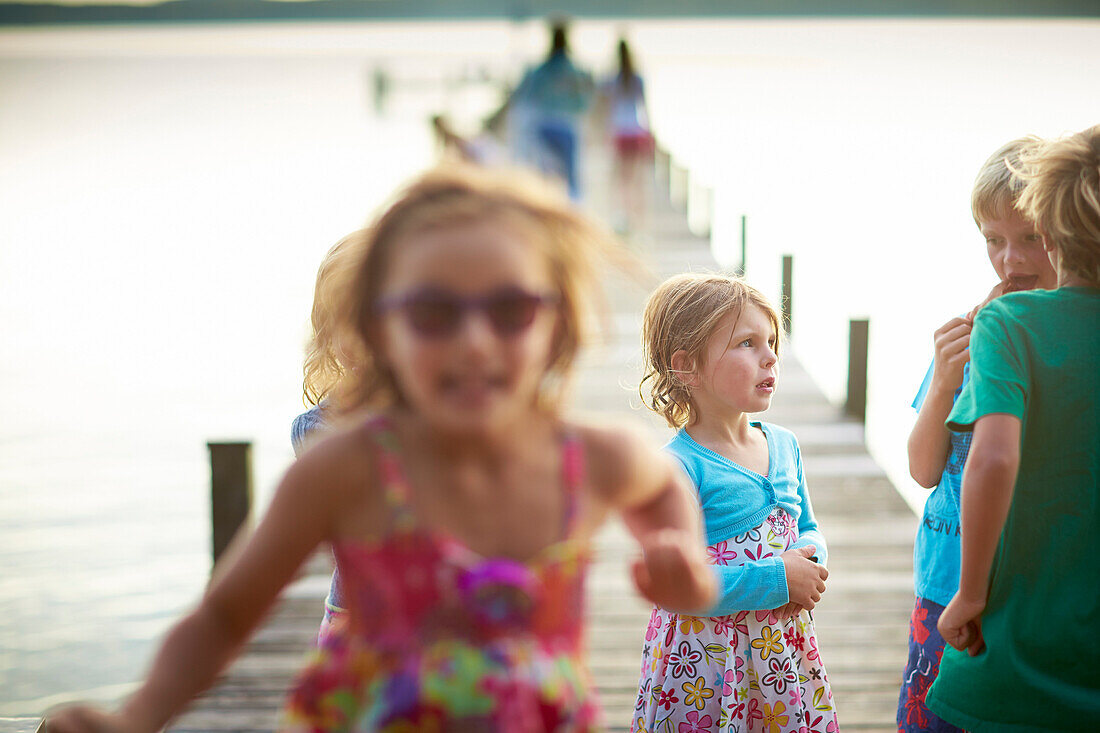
1, 17, 1097, 714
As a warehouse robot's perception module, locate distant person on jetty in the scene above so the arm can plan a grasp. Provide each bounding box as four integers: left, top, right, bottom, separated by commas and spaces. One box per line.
508, 19, 593, 200
291, 234, 369, 643
925, 125, 1100, 729
598, 38, 654, 233
632, 274, 838, 733
899, 136, 1057, 733
44, 163, 717, 732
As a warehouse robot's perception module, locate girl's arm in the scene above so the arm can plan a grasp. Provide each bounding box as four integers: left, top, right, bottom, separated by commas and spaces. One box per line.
937, 413, 1020, 656
789, 441, 827, 567
47, 441, 351, 733
707, 556, 789, 614
908, 316, 972, 488
582, 423, 717, 615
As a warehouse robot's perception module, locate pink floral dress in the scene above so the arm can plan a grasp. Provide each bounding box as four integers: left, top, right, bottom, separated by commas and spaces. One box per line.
281, 419, 600, 732
632, 509, 838, 733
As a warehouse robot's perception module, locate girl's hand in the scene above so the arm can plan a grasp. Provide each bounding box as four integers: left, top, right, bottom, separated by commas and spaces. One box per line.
938, 593, 986, 656
772, 601, 803, 620
631, 529, 718, 614
43, 706, 134, 733
930, 316, 972, 392
780, 545, 828, 610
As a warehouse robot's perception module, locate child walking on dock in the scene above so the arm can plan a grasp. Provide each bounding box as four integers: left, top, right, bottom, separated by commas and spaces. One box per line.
45, 164, 718, 732
926, 125, 1100, 730
631, 274, 837, 733
899, 136, 1057, 731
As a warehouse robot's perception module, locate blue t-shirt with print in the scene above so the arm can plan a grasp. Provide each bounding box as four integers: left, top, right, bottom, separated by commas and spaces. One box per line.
910, 361, 971, 607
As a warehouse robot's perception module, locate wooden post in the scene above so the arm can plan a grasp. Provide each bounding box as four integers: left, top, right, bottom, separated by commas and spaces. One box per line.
208, 441, 253, 566
654, 146, 671, 199
688, 180, 713, 238
739, 215, 747, 276
669, 161, 688, 213
846, 319, 870, 422
781, 255, 793, 336
704, 186, 715, 240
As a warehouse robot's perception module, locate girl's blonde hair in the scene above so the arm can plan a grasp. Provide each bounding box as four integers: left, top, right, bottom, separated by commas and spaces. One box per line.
640, 273, 782, 429
339, 162, 617, 414
1014, 124, 1100, 288
301, 235, 367, 406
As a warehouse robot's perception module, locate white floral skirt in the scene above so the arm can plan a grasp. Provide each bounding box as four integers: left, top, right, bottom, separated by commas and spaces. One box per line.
631, 509, 839, 733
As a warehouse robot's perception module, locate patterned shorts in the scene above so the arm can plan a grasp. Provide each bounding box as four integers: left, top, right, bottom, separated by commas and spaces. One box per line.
897, 597, 966, 733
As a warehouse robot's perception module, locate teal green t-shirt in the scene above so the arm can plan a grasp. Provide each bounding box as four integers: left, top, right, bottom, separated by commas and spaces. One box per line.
925, 287, 1100, 731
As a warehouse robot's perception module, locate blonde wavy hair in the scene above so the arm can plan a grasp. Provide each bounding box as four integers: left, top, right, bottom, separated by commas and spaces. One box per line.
640, 273, 782, 429
971, 135, 1042, 227
1014, 124, 1100, 288
338, 162, 620, 414
301, 234, 367, 406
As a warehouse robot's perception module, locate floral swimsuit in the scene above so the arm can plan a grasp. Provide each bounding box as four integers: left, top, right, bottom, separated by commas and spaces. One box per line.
280, 419, 600, 732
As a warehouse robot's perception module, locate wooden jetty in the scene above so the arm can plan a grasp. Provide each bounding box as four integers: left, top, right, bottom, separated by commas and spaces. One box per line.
157, 142, 919, 732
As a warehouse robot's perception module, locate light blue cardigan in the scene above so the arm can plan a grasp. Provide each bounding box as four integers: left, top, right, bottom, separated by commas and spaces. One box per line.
667, 423, 827, 615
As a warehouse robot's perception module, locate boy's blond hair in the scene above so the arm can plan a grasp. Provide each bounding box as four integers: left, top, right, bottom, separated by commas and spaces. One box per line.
339, 162, 619, 414
1015, 124, 1100, 288
640, 273, 782, 429
971, 135, 1043, 227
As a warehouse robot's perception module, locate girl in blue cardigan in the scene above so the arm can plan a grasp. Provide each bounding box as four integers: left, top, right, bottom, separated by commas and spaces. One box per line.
631, 273, 837, 733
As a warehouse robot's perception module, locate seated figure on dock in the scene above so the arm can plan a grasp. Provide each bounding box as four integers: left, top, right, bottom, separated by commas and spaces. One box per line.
632, 273, 838, 733
926, 124, 1100, 730
44, 163, 718, 733
899, 136, 1056, 733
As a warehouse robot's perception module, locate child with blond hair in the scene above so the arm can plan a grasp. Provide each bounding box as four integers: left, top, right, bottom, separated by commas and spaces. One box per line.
926, 124, 1100, 730
292, 233, 368, 453
631, 273, 837, 733
291, 234, 370, 641
899, 136, 1057, 731
45, 163, 718, 732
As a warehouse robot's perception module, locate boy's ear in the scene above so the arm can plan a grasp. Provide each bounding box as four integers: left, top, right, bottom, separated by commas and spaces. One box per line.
670, 349, 700, 388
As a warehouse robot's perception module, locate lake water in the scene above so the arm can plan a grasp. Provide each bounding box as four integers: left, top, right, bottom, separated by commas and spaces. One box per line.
1, 16, 1098, 715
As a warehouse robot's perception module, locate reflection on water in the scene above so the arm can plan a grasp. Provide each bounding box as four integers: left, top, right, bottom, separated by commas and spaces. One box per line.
1, 17, 1098, 714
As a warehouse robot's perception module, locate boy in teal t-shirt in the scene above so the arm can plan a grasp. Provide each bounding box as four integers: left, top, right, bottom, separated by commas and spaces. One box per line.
926, 125, 1100, 730
898, 137, 1056, 732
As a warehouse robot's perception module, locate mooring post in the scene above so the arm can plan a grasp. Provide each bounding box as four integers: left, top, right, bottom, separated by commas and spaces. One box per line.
208, 441, 253, 567
688, 180, 714, 239
739, 215, 747, 276
654, 146, 671, 199
846, 319, 870, 422
669, 160, 689, 213
781, 254, 793, 336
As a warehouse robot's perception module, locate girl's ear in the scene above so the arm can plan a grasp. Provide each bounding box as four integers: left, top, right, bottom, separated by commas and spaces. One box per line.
670, 349, 700, 388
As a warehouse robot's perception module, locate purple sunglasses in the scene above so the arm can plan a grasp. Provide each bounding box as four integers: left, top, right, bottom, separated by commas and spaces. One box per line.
375, 287, 558, 338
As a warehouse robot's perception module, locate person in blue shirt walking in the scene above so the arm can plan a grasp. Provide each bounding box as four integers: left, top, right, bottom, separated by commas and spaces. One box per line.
898, 136, 1057, 732
509, 19, 593, 200
631, 273, 837, 733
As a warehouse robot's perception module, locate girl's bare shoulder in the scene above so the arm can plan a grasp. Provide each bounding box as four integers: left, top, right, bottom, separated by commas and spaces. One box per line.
567, 417, 670, 504
283, 413, 384, 507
